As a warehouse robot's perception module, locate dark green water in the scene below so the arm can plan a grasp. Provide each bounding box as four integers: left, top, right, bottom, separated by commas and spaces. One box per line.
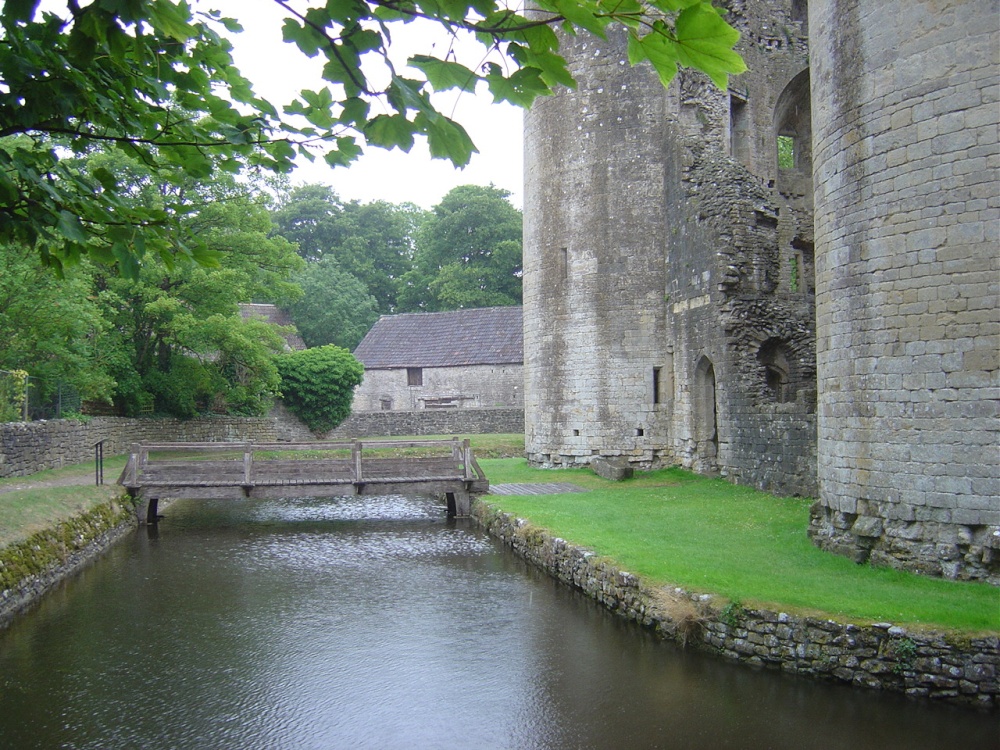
0, 495, 995, 749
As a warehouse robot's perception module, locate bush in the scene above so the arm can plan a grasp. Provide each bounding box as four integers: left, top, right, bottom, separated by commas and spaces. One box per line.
276, 345, 364, 433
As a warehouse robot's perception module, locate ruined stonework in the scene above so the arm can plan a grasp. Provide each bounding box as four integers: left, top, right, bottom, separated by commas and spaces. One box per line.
807, 0, 1000, 582
524, 0, 818, 497
523, 0, 1000, 581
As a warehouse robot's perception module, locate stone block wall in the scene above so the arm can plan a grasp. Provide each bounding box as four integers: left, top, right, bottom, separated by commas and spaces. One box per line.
809, 0, 1000, 581
523, 23, 672, 470
474, 499, 999, 709
523, 0, 819, 497
353, 365, 523, 412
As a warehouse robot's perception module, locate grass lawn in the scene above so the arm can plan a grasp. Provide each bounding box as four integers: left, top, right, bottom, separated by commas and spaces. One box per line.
481, 458, 1000, 634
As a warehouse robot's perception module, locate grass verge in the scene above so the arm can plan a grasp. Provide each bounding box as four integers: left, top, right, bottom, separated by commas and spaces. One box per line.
0, 485, 123, 548
481, 458, 1000, 634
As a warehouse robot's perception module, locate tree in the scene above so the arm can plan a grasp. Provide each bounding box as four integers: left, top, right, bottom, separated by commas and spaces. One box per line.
399, 184, 522, 311
86, 152, 303, 416
271, 184, 422, 313
0, 1, 744, 274
287, 257, 380, 350
275, 345, 364, 433
0, 244, 112, 407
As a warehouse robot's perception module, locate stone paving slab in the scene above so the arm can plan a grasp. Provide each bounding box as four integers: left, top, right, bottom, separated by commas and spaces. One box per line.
489, 483, 588, 495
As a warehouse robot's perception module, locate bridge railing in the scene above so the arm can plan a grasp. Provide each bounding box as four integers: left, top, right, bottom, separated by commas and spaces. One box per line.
119, 437, 487, 489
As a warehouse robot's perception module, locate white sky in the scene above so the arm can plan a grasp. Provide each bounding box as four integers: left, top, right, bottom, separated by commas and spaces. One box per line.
202, 1, 524, 208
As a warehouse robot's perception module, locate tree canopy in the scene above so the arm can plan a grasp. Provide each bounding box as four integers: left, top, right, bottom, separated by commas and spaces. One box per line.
287, 256, 381, 350
271, 183, 421, 313
0, 149, 304, 419
0, 0, 744, 274
399, 184, 522, 311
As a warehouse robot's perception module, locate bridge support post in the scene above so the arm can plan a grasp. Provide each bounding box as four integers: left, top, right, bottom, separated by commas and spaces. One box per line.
445, 491, 470, 517
134, 497, 159, 525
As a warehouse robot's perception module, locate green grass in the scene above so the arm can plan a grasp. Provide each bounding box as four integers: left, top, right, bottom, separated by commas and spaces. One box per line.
0, 457, 128, 547
0, 485, 123, 547
481, 459, 1000, 634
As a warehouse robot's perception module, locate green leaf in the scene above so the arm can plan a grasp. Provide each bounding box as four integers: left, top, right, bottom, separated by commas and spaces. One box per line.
673, 4, 747, 89
148, 0, 197, 43
2, 0, 40, 23
57, 210, 88, 243
282, 18, 322, 58
91, 167, 118, 192
549, 0, 609, 38
485, 65, 550, 108
364, 114, 416, 151
410, 55, 480, 93
416, 113, 477, 166
628, 23, 681, 89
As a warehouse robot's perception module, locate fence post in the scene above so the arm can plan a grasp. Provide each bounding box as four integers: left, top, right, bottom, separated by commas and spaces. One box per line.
243, 442, 253, 489
94, 440, 104, 486
352, 439, 363, 484
463, 439, 473, 480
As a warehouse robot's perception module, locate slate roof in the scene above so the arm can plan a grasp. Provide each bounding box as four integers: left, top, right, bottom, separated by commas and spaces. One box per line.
238, 303, 307, 350
353, 306, 523, 368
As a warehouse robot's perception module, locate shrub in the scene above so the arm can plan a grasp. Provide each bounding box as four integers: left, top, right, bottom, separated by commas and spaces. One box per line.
276, 345, 364, 433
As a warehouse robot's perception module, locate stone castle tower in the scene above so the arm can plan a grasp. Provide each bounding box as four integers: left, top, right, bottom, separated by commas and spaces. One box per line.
523, 0, 999, 582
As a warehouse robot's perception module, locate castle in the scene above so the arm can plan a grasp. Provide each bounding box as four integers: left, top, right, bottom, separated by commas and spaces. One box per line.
522, 0, 999, 582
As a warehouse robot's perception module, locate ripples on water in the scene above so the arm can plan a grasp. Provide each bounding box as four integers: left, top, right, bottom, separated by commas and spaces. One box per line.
0, 495, 995, 750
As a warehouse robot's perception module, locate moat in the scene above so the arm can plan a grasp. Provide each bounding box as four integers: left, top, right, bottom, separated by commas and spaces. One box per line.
0, 495, 993, 749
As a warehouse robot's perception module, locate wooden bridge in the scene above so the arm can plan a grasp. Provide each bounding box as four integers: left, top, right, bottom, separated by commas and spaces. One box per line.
118, 438, 489, 523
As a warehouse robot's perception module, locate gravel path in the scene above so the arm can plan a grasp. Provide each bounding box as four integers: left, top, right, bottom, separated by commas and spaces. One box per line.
0, 469, 102, 496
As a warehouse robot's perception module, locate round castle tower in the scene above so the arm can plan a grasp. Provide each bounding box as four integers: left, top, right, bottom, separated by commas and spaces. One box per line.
808, 0, 1000, 581
522, 26, 674, 468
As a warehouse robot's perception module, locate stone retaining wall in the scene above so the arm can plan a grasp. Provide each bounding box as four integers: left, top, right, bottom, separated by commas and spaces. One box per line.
473, 499, 998, 710
0, 498, 137, 629
0, 416, 283, 478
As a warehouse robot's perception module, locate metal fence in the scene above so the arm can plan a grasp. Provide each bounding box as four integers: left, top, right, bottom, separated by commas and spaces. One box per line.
0, 369, 82, 422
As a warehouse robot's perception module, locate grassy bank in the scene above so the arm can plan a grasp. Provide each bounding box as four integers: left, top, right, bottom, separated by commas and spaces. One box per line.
0, 459, 128, 548
481, 458, 999, 633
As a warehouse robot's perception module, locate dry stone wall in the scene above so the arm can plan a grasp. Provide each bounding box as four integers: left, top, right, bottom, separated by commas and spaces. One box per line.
0, 408, 525, 478
474, 499, 998, 709
0, 416, 283, 478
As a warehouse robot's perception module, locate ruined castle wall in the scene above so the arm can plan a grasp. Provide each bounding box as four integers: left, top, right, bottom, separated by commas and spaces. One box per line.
524, 1, 819, 497
523, 28, 672, 468
808, 0, 1000, 581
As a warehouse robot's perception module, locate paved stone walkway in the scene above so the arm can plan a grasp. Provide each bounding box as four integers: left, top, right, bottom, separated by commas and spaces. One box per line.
489, 483, 588, 495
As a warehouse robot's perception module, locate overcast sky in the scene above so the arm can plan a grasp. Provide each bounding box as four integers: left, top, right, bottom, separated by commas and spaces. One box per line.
203, 1, 525, 208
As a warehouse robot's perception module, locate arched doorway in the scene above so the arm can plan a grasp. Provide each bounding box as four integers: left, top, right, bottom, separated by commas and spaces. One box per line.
695, 356, 719, 468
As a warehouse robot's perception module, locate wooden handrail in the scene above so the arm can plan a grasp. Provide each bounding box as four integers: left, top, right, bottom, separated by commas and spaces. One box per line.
121, 438, 488, 490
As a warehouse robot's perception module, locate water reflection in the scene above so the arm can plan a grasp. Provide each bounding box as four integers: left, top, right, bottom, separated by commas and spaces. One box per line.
0, 495, 995, 750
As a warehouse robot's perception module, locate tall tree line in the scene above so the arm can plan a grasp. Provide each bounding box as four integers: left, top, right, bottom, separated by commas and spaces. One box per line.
273, 183, 523, 351
0, 139, 521, 419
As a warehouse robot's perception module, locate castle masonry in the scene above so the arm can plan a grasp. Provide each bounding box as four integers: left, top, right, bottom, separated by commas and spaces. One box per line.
806, 0, 999, 580
523, 0, 999, 582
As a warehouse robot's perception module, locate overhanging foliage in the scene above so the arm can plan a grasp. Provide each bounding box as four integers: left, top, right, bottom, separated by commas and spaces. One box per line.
0, 1, 744, 275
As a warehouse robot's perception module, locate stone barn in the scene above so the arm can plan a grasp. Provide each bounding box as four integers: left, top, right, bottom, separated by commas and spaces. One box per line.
352, 306, 523, 412
238, 303, 306, 351
523, 0, 998, 582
